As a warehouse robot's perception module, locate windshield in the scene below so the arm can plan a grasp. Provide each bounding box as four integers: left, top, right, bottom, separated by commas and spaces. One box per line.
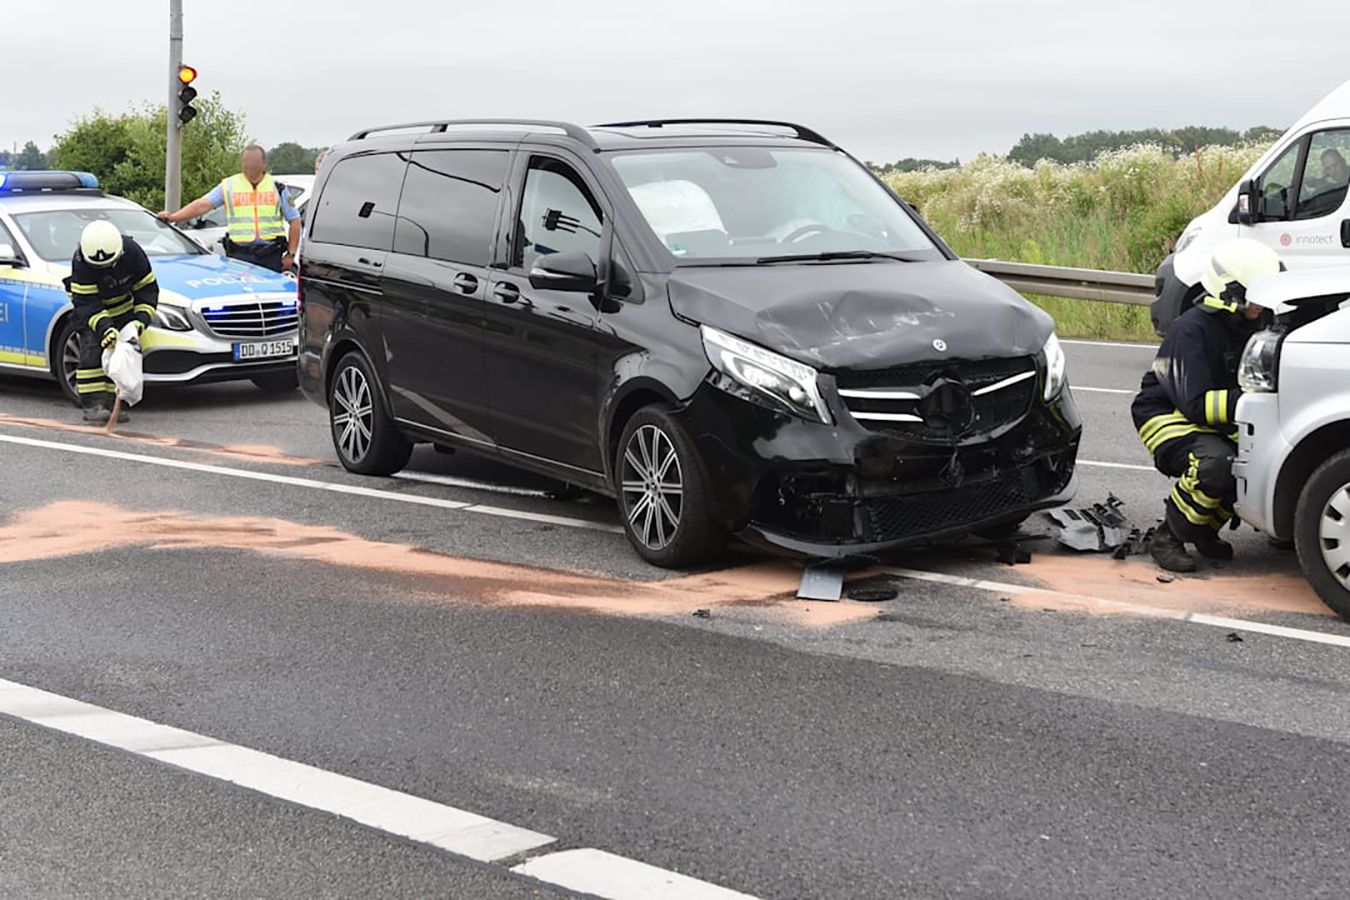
609, 147, 942, 262
13, 207, 205, 263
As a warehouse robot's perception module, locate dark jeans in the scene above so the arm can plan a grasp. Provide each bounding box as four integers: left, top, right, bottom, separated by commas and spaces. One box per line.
225, 239, 287, 273
1154, 432, 1238, 542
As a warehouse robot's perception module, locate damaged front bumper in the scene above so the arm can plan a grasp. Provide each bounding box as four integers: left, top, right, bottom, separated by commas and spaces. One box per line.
678, 380, 1082, 559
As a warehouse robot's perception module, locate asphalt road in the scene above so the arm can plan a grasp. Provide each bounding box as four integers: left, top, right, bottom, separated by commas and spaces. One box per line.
3, 339, 1350, 899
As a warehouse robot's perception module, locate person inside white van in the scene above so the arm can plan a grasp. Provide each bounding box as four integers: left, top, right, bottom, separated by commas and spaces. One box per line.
1305, 148, 1349, 200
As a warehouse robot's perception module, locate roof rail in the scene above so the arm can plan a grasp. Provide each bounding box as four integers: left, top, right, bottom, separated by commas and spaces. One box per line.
594, 119, 836, 148
348, 119, 600, 150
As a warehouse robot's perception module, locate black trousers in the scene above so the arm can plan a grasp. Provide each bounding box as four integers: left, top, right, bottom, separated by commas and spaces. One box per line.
225, 238, 286, 273
1153, 432, 1238, 542
76, 313, 133, 408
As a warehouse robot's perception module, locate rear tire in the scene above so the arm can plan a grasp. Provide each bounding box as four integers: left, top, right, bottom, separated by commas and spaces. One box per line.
327, 351, 411, 476
52, 318, 82, 407
251, 370, 299, 393
1294, 449, 1350, 621
615, 406, 726, 568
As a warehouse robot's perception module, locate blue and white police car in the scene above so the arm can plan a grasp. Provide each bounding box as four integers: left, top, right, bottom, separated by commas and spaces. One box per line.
0, 171, 299, 403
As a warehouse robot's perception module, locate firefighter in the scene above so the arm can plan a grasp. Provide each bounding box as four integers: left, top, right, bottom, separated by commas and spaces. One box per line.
158, 144, 301, 272
1132, 239, 1282, 573
66, 220, 158, 423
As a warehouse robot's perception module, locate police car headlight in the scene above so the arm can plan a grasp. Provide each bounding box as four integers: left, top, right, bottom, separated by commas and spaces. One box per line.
1042, 332, 1067, 400
153, 307, 194, 331
1238, 329, 1282, 393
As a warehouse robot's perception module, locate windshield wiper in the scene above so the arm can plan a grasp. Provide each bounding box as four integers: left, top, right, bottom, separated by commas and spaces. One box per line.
754, 250, 921, 265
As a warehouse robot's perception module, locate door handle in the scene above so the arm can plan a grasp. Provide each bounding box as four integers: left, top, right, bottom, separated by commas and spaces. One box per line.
453, 273, 479, 294
493, 283, 521, 304
357, 257, 383, 269
1341, 219, 1350, 249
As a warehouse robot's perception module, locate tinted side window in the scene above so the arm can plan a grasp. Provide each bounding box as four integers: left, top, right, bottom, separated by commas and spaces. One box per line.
309, 152, 407, 250
514, 158, 603, 271
393, 149, 508, 266
1296, 129, 1350, 220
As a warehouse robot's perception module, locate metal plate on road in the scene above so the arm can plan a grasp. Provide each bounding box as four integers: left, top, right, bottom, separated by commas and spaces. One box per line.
797, 564, 845, 601
233, 339, 297, 362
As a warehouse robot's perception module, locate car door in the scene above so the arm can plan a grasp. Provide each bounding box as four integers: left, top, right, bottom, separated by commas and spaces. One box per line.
482, 153, 606, 474
380, 147, 511, 443
0, 220, 32, 368
1242, 125, 1350, 268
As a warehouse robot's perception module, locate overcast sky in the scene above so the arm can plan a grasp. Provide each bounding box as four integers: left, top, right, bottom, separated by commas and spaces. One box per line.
8, 1, 1350, 163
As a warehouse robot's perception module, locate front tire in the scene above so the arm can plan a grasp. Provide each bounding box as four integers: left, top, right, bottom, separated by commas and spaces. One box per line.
1294, 450, 1350, 621
327, 351, 411, 476
615, 406, 726, 568
251, 370, 299, 393
52, 318, 82, 406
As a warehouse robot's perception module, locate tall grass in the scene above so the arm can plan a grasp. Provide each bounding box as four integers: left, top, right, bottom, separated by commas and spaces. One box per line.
882, 144, 1271, 341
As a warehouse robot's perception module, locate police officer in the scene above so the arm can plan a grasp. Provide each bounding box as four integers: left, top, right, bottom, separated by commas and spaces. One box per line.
1132, 239, 1282, 572
158, 144, 301, 272
66, 220, 159, 423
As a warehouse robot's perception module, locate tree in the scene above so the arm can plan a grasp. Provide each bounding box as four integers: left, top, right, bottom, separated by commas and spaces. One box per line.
268, 141, 319, 174
49, 94, 249, 209
1009, 126, 1282, 166
0, 149, 11, 169
871, 157, 960, 174
14, 141, 48, 170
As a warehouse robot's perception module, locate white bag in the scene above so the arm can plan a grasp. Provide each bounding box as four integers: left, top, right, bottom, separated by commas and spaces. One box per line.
101, 323, 144, 407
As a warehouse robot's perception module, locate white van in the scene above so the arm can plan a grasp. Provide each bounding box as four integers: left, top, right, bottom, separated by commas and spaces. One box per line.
1152, 79, 1350, 334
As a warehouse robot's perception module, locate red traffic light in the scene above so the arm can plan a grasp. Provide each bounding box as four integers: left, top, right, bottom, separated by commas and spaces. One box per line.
178, 65, 198, 85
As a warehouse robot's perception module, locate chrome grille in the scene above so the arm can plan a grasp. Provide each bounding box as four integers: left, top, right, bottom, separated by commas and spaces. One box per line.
836, 357, 1038, 440
198, 299, 299, 340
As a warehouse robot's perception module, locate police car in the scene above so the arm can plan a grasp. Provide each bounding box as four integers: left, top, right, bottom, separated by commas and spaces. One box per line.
0, 170, 299, 403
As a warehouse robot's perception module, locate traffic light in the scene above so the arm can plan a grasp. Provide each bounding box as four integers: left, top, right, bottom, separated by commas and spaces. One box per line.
177, 65, 198, 125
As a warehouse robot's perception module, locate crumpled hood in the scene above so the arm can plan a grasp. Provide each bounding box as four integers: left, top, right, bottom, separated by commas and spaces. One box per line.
667, 259, 1054, 369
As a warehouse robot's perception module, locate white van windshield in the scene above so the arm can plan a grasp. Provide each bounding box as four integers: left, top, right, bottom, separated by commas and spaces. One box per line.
610, 148, 942, 262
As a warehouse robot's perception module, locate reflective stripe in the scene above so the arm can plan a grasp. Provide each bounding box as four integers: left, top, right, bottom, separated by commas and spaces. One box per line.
222, 173, 287, 242
1139, 411, 1190, 442
133, 304, 157, 318
88, 311, 110, 328
69, 282, 99, 295
1202, 389, 1229, 427
1216, 390, 1229, 426
76, 368, 105, 378
1170, 487, 1224, 529
132, 270, 157, 291
1201, 295, 1236, 313
76, 382, 107, 394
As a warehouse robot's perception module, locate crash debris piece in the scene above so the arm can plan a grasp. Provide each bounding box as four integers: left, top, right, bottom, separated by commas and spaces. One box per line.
797, 564, 845, 602
1047, 495, 1131, 552
692, 609, 711, 620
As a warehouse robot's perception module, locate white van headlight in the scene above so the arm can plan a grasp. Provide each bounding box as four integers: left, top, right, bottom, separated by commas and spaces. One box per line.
153, 306, 194, 331
1042, 332, 1067, 400
1238, 329, 1282, 393
701, 325, 831, 423
1175, 225, 1201, 254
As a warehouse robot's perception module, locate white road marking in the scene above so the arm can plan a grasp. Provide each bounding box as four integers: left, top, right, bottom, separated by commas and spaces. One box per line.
0, 677, 554, 862
0, 677, 759, 897
1061, 339, 1158, 350
0, 434, 623, 535
1078, 459, 1158, 472
1073, 386, 1135, 395
514, 848, 758, 899
883, 568, 1350, 648
395, 470, 553, 499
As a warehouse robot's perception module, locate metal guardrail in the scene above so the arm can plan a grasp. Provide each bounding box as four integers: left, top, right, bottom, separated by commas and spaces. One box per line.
966, 259, 1155, 306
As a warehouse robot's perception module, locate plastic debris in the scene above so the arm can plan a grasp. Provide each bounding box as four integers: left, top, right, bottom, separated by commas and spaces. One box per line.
798, 564, 845, 601
692, 609, 711, 620
1156, 574, 1176, 584
1226, 632, 1244, 643
1112, 527, 1156, 560
1047, 495, 1130, 552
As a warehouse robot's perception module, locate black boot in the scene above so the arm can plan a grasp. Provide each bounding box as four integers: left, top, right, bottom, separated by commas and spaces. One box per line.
1193, 533, 1234, 561
81, 403, 106, 423
1150, 522, 1197, 573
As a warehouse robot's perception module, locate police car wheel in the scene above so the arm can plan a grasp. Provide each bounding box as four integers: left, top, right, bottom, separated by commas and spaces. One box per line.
328, 352, 412, 476
53, 318, 82, 407
1295, 449, 1350, 622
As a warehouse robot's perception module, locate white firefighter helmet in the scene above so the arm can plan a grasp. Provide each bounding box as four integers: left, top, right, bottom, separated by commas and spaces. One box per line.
79, 220, 124, 268
1199, 239, 1284, 313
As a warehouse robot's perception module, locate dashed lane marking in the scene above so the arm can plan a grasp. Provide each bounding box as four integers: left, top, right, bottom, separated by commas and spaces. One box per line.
1061, 339, 1158, 350
1074, 386, 1136, 395
0, 677, 757, 897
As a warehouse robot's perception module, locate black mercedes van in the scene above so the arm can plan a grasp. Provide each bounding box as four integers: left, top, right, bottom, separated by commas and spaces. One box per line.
298, 118, 1081, 567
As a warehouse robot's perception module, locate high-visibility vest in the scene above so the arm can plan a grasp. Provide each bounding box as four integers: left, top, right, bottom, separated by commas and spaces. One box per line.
221, 173, 287, 243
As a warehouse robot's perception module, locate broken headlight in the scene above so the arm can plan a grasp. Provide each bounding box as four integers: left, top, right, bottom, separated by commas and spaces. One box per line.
1238, 328, 1282, 393
1042, 332, 1067, 400
153, 306, 193, 331
701, 325, 831, 423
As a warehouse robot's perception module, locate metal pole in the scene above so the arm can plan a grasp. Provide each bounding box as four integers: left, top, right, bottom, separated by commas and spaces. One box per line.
164, 0, 183, 211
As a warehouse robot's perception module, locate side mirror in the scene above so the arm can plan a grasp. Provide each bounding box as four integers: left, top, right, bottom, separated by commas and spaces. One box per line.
0, 243, 21, 267
529, 251, 598, 293
1236, 179, 1260, 226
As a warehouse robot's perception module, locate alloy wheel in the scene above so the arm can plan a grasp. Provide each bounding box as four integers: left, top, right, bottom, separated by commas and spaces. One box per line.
62, 328, 80, 396
620, 424, 684, 551
1318, 482, 1350, 586
332, 365, 374, 464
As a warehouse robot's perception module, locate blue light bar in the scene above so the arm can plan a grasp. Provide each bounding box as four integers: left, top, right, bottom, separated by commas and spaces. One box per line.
75, 172, 99, 188
0, 170, 101, 193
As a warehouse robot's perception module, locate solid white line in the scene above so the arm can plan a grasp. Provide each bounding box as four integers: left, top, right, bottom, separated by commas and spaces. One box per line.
883, 568, 1350, 648
1074, 386, 1135, 395
1078, 459, 1158, 472
0, 677, 554, 862
0, 433, 622, 535
1061, 339, 1158, 350
513, 848, 759, 899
